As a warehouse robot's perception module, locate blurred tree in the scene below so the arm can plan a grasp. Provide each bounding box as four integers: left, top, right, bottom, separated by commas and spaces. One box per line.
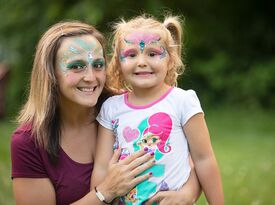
0, 0, 274, 117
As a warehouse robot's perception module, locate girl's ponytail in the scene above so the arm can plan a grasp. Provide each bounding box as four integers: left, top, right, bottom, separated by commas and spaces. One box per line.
163, 16, 183, 57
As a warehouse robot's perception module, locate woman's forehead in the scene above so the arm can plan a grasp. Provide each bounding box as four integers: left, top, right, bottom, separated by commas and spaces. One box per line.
57, 35, 103, 58
59, 35, 102, 52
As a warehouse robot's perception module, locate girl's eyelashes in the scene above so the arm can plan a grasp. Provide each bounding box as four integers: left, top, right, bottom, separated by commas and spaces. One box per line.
121, 49, 137, 58
121, 47, 166, 58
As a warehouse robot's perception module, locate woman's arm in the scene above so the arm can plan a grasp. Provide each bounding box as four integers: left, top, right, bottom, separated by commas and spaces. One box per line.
13, 178, 56, 205
184, 113, 224, 205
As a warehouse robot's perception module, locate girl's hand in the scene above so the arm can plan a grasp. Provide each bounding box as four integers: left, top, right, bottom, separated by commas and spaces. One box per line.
145, 158, 201, 205
145, 190, 194, 205
98, 147, 155, 202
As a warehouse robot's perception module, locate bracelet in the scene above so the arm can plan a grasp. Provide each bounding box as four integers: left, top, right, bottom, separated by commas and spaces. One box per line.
95, 186, 112, 204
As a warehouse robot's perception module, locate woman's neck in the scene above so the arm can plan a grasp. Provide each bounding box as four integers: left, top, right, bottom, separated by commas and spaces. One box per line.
59, 105, 95, 128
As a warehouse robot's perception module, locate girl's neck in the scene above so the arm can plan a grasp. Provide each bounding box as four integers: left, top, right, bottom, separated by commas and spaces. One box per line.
128, 84, 171, 106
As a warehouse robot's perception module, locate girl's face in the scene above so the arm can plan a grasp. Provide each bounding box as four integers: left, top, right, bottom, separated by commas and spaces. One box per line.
119, 29, 170, 92
55, 35, 106, 109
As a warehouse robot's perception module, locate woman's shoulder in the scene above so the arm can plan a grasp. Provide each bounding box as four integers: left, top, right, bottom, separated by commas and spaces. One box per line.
11, 123, 34, 147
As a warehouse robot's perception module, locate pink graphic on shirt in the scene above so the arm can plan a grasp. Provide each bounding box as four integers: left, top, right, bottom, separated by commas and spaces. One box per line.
123, 126, 140, 142
139, 112, 172, 154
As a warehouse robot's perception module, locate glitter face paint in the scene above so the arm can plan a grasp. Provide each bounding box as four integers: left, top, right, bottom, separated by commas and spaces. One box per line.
59, 37, 104, 73
120, 32, 167, 62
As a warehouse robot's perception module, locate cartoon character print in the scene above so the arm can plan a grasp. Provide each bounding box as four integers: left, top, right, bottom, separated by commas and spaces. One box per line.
124, 187, 138, 204
120, 148, 130, 160
120, 112, 172, 205
137, 112, 172, 156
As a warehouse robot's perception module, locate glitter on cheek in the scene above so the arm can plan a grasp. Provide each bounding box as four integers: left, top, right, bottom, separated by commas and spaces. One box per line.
160, 47, 167, 59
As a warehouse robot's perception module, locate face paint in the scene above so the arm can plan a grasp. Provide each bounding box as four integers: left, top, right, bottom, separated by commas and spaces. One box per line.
59, 37, 104, 73
124, 32, 161, 53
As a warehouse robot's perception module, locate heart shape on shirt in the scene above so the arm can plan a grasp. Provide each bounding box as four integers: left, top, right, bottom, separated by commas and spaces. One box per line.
123, 126, 139, 142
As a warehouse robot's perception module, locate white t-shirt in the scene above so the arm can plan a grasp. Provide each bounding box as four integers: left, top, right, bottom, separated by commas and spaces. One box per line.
96, 87, 203, 205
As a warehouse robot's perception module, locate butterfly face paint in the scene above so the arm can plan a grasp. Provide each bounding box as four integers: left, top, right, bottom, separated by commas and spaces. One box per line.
120, 32, 167, 62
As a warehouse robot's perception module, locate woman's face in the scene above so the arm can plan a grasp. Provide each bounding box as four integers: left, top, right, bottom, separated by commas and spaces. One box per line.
55, 35, 106, 108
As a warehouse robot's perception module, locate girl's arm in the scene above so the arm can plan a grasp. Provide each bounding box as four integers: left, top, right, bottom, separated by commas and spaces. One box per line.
184, 113, 224, 205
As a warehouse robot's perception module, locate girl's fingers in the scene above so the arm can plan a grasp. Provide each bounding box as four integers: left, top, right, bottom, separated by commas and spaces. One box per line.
145, 192, 164, 205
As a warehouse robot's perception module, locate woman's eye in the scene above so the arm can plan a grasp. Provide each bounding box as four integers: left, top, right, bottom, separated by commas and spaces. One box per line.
67, 62, 86, 71
92, 60, 105, 70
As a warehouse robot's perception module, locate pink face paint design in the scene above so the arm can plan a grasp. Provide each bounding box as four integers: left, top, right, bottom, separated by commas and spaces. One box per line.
124, 32, 161, 53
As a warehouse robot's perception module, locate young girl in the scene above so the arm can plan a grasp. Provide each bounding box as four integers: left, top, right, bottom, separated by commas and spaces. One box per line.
92, 15, 224, 205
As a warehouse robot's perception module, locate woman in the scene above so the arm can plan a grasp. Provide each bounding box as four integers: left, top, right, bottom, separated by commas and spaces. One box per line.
11, 20, 200, 205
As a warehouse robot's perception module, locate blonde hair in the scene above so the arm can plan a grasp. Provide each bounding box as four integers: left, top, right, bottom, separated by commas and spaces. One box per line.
17, 21, 106, 162
107, 14, 184, 91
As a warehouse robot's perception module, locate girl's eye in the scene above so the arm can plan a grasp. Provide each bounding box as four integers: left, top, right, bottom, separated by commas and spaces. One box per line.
149, 52, 157, 57
142, 139, 148, 144
128, 53, 136, 58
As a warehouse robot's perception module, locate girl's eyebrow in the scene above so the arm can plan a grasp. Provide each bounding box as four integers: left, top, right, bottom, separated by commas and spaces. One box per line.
121, 48, 137, 56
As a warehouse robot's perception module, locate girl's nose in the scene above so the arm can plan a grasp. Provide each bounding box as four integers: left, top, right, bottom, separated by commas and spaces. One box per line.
137, 55, 147, 68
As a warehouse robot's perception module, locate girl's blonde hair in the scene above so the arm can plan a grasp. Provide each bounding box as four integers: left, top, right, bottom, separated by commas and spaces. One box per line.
17, 21, 107, 163
107, 14, 184, 91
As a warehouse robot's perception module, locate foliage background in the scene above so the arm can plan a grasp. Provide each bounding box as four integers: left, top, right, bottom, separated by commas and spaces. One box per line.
0, 0, 274, 204
0, 0, 274, 116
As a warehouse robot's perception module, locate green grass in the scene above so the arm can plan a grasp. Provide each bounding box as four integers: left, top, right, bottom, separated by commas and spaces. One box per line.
0, 108, 274, 204
196, 108, 275, 205
0, 119, 16, 205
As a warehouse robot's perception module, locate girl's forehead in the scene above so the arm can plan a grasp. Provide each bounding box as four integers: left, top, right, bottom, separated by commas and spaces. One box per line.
123, 29, 165, 43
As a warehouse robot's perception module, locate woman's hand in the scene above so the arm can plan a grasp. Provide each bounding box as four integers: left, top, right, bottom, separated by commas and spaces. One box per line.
98, 147, 155, 202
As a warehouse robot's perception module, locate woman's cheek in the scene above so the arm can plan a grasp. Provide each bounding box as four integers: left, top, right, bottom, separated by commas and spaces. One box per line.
65, 72, 80, 85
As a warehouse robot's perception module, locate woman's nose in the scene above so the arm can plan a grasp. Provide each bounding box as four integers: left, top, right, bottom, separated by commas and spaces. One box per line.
83, 66, 96, 81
